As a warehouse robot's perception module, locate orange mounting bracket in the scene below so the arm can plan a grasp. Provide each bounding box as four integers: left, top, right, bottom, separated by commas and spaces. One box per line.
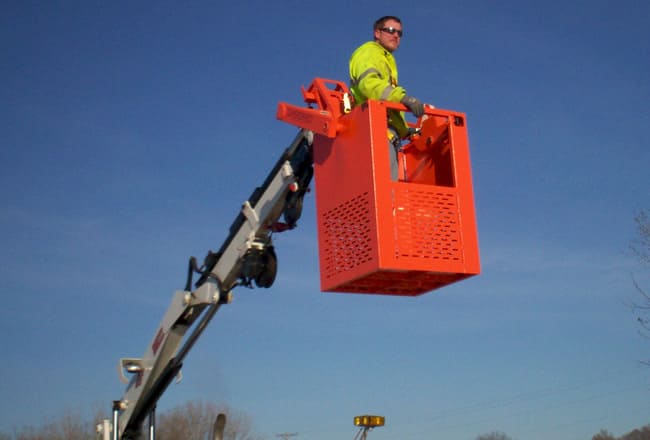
276, 78, 351, 138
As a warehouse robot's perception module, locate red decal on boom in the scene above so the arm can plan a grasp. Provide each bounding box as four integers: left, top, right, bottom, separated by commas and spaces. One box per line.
152, 328, 165, 355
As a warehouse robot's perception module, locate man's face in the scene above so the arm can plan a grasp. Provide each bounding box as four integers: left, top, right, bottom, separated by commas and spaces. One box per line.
374, 19, 402, 53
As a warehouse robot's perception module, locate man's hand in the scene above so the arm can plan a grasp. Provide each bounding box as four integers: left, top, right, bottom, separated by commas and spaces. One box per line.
401, 95, 425, 117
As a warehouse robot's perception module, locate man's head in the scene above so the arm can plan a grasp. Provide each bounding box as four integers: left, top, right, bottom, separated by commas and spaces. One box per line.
373, 16, 402, 53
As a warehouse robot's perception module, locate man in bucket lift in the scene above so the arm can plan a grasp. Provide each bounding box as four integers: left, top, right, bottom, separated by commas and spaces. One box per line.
349, 16, 432, 180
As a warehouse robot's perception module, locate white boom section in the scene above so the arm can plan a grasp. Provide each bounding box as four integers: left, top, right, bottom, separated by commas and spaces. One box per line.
213, 157, 296, 289
117, 280, 223, 439
114, 130, 313, 440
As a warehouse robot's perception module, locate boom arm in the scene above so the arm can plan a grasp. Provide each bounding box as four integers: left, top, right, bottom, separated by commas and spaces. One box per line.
114, 130, 314, 439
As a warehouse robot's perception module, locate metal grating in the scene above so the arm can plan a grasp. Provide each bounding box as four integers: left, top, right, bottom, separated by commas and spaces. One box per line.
332, 270, 469, 296
321, 192, 374, 278
394, 187, 462, 261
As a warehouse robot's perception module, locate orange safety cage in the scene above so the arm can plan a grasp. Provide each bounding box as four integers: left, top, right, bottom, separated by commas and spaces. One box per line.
278, 78, 480, 296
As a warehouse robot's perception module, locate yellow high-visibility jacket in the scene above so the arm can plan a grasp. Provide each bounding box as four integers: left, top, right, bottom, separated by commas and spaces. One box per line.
349, 41, 408, 137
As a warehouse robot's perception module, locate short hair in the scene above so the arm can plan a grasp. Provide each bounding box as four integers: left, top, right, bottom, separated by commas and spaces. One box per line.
373, 16, 401, 31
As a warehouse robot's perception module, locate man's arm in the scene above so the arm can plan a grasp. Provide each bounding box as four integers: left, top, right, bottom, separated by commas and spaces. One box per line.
354, 65, 406, 103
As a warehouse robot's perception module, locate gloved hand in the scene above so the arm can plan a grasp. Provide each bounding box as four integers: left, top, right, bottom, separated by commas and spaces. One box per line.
401, 95, 425, 117
407, 127, 421, 138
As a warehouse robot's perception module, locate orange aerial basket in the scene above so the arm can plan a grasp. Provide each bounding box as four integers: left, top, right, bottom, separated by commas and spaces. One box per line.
277, 78, 480, 296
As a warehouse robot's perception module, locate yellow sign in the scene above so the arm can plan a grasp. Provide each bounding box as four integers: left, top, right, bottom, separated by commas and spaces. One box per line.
354, 415, 385, 427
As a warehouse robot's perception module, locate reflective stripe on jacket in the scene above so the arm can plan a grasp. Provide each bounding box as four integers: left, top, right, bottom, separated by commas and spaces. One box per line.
349, 41, 408, 137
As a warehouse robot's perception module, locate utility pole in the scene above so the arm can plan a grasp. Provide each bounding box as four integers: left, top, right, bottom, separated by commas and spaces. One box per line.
276, 433, 298, 440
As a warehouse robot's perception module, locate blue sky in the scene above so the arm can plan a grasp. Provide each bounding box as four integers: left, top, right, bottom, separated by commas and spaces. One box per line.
1, 1, 649, 439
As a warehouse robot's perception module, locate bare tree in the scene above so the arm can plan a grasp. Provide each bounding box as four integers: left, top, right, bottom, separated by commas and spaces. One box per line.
10, 409, 94, 440
1, 400, 258, 440
156, 401, 213, 440
631, 211, 650, 265
620, 424, 650, 440
630, 210, 650, 364
475, 431, 513, 440
593, 429, 617, 440
156, 400, 264, 440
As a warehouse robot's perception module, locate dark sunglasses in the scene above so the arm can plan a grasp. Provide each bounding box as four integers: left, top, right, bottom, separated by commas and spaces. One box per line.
380, 26, 403, 37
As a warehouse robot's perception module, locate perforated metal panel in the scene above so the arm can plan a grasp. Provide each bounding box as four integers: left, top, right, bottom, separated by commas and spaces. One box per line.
312, 100, 480, 295
393, 187, 462, 262
321, 192, 374, 278
333, 270, 465, 296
